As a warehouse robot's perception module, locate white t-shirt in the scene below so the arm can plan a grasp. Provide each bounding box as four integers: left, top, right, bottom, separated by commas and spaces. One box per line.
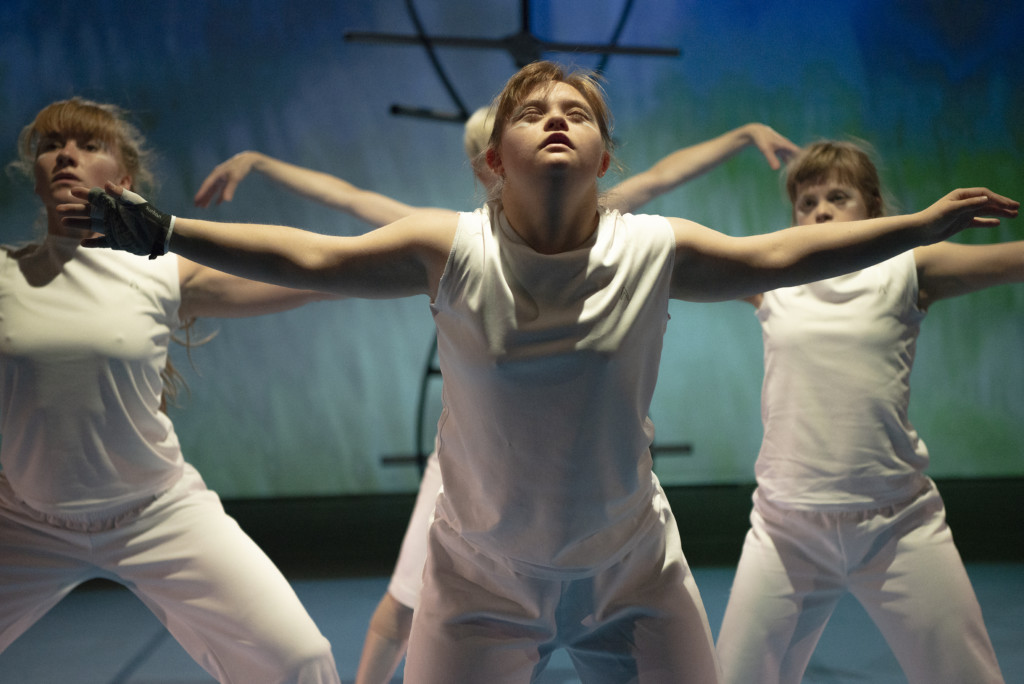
0, 239, 184, 514
430, 203, 675, 577
754, 250, 930, 510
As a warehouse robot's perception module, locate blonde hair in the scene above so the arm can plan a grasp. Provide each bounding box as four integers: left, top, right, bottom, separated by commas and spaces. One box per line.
463, 105, 496, 163
785, 139, 884, 220
11, 97, 156, 196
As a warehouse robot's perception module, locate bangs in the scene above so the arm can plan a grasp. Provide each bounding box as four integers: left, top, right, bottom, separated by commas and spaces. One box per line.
28, 100, 121, 155
14, 97, 155, 196
785, 140, 884, 218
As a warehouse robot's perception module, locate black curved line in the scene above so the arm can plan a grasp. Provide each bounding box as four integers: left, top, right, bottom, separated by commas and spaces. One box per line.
596, 0, 637, 74
404, 0, 470, 120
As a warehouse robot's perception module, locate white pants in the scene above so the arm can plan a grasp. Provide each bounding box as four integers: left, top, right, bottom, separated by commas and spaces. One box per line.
385, 450, 442, 609
405, 487, 722, 684
716, 481, 1004, 684
0, 465, 339, 684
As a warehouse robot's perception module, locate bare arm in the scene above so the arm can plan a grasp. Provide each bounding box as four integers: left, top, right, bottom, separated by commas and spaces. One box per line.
914, 241, 1024, 310
177, 258, 344, 320
67, 183, 457, 301
169, 210, 457, 301
605, 124, 800, 214
667, 188, 1019, 302
194, 151, 422, 228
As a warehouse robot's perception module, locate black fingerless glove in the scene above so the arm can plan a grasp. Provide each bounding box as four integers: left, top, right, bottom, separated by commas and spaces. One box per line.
88, 187, 175, 259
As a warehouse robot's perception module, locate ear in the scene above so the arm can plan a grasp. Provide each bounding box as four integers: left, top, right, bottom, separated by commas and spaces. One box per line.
597, 150, 610, 178
486, 147, 504, 177
119, 174, 133, 191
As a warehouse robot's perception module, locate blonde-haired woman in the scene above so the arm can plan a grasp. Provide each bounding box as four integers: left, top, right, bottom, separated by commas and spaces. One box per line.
0, 98, 342, 684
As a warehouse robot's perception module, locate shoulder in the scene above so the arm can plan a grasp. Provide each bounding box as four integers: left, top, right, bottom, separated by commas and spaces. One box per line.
611, 210, 675, 237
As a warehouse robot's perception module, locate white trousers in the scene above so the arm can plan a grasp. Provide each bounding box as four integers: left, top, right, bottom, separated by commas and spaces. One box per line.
385, 450, 442, 609
716, 481, 1004, 684
0, 465, 339, 684
405, 486, 722, 684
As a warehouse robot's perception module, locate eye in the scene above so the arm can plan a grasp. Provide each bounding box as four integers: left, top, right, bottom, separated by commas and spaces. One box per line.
514, 106, 543, 122
567, 108, 591, 121
36, 137, 62, 153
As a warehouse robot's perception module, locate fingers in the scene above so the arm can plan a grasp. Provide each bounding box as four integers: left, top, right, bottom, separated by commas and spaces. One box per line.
193, 173, 238, 208
758, 146, 781, 170
944, 188, 1019, 219
194, 173, 226, 207
58, 218, 94, 235
69, 185, 91, 201
220, 179, 238, 203
751, 128, 800, 170
949, 187, 1018, 206
80, 235, 110, 249
193, 180, 216, 207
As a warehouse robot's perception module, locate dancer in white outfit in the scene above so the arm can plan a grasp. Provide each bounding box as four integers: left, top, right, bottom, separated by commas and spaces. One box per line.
65, 63, 1016, 683
194, 105, 801, 684
0, 98, 342, 684
716, 140, 1013, 684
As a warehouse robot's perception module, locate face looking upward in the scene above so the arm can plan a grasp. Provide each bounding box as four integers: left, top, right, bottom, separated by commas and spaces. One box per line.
487, 81, 610, 183
792, 176, 871, 226
33, 133, 131, 212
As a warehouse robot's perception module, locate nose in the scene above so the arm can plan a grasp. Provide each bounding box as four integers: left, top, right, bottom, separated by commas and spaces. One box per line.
55, 140, 80, 167
814, 203, 833, 223
544, 112, 568, 131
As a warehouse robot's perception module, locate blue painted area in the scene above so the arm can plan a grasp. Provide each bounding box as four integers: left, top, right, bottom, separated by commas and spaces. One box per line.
1, 0, 1021, 496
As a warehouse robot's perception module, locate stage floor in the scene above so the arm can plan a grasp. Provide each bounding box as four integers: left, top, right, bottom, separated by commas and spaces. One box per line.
1, 563, 1020, 683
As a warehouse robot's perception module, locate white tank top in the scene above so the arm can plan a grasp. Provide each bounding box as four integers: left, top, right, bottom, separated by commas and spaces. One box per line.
430, 203, 675, 577
0, 239, 184, 514
755, 250, 929, 510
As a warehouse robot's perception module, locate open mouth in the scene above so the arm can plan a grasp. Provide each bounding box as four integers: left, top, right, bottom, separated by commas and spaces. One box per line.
542, 133, 573, 149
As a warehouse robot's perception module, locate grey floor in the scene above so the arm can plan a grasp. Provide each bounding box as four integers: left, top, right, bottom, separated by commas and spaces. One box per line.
1, 564, 1020, 683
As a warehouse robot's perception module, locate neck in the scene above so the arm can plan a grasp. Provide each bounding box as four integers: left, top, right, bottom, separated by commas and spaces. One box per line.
499, 173, 601, 254
12, 225, 80, 287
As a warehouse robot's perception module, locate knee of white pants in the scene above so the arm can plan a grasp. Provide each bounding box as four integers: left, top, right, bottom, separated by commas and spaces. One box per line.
279, 637, 340, 684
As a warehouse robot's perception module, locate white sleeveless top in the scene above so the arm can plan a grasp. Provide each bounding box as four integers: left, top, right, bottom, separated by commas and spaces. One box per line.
430, 203, 675, 577
0, 240, 184, 515
755, 250, 930, 510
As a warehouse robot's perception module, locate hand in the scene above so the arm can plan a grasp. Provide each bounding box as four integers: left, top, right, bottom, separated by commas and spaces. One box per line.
916, 188, 1019, 243
62, 182, 175, 259
744, 123, 801, 170
193, 151, 259, 207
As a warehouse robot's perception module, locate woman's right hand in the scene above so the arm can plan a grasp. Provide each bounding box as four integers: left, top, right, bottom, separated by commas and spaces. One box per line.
193, 151, 260, 207
915, 188, 1018, 244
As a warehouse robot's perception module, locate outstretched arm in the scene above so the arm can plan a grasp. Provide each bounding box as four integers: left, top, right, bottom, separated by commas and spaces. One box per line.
194, 151, 422, 228
914, 241, 1024, 310
176, 258, 343, 320
604, 123, 800, 214
668, 188, 1019, 302
64, 183, 458, 301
